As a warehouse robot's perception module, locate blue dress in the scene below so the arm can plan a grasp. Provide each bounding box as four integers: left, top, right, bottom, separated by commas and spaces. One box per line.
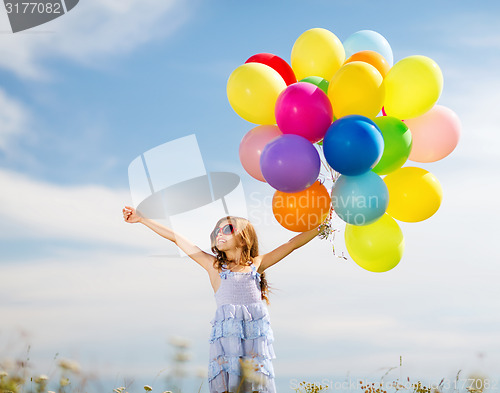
208, 261, 276, 393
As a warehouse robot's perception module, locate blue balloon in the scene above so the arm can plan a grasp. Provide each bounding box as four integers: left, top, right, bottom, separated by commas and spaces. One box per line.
260, 134, 320, 193
322, 115, 384, 176
343, 30, 394, 66
331, 171, 389, 226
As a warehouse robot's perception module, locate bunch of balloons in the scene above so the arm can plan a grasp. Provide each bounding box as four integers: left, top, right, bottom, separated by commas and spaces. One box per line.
228, 28, 461, 273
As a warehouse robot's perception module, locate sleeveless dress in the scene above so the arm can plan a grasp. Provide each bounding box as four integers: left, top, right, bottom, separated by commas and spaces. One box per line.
208, 261, 276, 393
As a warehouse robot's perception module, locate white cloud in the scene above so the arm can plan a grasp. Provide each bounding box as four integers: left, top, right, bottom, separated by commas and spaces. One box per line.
0, 167, 256, 256
0, 0, 193, 80
0, 250, 214, 377
0, 88, 29, 151
0, 168, 174, 253
438, 11, 500, 50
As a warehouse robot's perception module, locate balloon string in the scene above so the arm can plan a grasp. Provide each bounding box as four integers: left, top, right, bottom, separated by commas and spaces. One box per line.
316, 148, 347, 261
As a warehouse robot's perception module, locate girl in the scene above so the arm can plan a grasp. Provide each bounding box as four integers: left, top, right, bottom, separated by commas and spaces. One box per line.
122, 206, 320, 393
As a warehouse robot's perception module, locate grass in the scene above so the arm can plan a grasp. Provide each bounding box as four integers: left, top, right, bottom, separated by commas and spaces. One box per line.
0, 340, 493, 393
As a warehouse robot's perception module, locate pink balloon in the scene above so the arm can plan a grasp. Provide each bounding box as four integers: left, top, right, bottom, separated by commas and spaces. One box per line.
239, 125, 282, 182
405, 105, 461, 163
275, 82, 333, 143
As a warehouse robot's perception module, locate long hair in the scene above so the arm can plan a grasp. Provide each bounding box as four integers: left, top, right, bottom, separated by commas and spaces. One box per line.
210, 216, 270, 304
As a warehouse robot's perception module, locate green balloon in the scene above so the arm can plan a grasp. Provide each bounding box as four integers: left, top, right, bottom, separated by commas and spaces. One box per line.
300, 76, 329, 95
372, 116, 412, 175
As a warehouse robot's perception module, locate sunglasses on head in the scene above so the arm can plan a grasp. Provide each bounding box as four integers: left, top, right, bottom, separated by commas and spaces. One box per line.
214, 223, 235, 237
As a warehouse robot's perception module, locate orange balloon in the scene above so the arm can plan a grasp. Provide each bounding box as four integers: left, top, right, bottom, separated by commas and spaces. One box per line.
272, 181, 331, 232
344, 50, 391, 78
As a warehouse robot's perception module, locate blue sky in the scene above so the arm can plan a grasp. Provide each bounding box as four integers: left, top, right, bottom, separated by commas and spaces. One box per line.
1, 0, 500, 392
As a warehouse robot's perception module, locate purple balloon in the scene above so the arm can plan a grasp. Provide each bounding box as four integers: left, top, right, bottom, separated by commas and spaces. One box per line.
260, 134, 320, 192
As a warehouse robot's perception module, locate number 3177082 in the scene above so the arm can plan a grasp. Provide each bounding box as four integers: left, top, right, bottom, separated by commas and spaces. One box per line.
5, 2, 62, 14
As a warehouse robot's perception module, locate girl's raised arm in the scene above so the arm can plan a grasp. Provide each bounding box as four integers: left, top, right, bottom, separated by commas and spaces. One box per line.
257, 227, 319, 273
122, 206, 215, 270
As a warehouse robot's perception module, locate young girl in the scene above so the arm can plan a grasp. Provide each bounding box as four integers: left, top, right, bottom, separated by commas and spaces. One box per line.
122, 206, 320, 393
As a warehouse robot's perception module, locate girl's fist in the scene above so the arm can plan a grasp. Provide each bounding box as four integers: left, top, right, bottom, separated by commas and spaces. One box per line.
123, 206, 141, 223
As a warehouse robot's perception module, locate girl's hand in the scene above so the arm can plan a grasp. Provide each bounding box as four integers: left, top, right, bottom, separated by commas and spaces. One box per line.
123, 206, 142, 223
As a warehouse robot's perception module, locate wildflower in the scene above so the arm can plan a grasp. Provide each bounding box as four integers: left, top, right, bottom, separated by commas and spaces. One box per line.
58, 359, 80, 373
35, 374, 49, 383
174, 352, 191, 362
0, 370, 8, 378
467, 373, 489, 393
9, 375, 25, 385
294, 380, 329, 393
239, 358, 265, 385
144, 385, 153, 391
168, 336, 191, 348
60, 377, 70, 387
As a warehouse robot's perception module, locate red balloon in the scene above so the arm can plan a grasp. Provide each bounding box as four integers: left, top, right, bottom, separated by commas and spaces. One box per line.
246, 53, 297, 86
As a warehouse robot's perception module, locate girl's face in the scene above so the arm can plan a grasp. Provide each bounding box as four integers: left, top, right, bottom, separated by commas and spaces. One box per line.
214, 220, 240, 251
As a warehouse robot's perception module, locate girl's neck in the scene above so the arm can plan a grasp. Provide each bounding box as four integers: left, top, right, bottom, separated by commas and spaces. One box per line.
224, 247, 243, 265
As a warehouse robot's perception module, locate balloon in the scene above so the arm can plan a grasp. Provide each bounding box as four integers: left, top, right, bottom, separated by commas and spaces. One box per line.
345, 213, 404, 272
323, 115, 384, 176
260, 134, 320, 193
239, 125, 282, 182
291, 28, 345, 81
300, 76, 329, 95
331, 171, 389, 226
343, 30, 394, 66
344, 50, 391, 78
384, 167, 443, 222
275, 82, 333, 143
372, 116, 413, 175
383, 55, 443, 120
227, 62, 287, 124
245, 53, 297, 86
327, 61, 384, 119
272, 181, 331, 232
405, 105, 461, 163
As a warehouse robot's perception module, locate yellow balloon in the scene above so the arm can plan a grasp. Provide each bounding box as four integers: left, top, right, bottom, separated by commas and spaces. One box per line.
227, 63, 286, 125
327, 61, 384, 119
384, 166, 443, 222
291, 28, 345, 81
383, 55, 443, 119
345, 213, 404, 273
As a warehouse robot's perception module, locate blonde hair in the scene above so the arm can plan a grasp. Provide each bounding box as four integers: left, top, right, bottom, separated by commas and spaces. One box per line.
210, 216, 270, 304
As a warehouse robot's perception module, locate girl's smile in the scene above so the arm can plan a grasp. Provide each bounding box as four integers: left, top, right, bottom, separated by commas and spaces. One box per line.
215, 221, 236, 248
216, 233, 233, 248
